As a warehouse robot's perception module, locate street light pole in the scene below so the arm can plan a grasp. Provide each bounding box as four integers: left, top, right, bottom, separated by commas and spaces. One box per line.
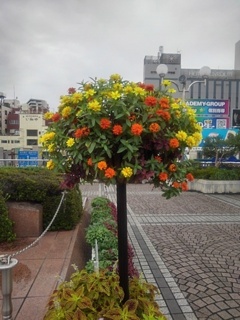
156, 64, 211, 101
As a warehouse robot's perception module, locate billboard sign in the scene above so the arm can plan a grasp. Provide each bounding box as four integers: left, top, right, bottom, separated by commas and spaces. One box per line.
186, 99, 229, 116
18, 151, 38, 167
232, 109, 240, 127
198, 128, 239, 147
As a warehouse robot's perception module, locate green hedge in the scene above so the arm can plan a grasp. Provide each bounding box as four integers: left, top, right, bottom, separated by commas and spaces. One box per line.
0, 167, 83, 233
191, 166, 240, 180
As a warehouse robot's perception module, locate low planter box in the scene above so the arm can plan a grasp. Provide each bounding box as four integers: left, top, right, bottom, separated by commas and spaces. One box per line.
188, 179, 240, 193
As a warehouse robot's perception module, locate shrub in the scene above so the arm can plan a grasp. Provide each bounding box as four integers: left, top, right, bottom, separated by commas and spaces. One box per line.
0, 191, 16, 242
191, 166, 240, 180
44, 269, 167, 320
0, 167, 83, 230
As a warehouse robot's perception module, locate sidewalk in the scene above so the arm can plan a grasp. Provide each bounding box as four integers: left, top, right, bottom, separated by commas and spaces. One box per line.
1, 184, 240, 320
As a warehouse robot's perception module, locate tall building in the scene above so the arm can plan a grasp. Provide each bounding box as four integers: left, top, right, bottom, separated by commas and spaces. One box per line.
143, 41, 240, 127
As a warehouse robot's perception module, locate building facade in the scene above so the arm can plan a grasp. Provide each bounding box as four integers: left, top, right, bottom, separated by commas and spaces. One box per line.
144, 41, 240, 127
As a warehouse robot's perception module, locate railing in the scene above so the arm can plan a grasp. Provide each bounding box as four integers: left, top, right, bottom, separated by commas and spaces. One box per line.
0, 158, 48, 167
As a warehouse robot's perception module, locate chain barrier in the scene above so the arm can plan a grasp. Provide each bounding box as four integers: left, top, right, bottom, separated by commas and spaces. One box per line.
0, 190, 66, 262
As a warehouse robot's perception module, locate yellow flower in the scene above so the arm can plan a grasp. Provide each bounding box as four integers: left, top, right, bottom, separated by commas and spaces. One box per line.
186, 136, 196, 148
123, 85, 134, 94
40, 132, 55, 144
192, 132, 202, 143
121, 167, 133, 178
88, 100, 101, 112
113, 83, 123, 91
163, 80, 171, 87
66, 138, 75, 147
133, 87, 146, 96
109, 91, 121, 100
97, 78, 107, 84
60, 95, 71, 105
47, 143, 55, 153
174, 110, 181, 118
46, 159, 54, 170
176, 130, 187, 141
167, 88, 176, 93
44, 112, 53, 120
71, 92, 83, 104
186, 108, 196, 117
194, 123, 202, 132
171, 102, 180, 109
84, 89, 96, 98
61, 106, 72, 118
110, 74, 121, 82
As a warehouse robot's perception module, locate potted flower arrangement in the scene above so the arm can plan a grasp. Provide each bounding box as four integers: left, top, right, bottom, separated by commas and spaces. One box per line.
40, 74, 201, 300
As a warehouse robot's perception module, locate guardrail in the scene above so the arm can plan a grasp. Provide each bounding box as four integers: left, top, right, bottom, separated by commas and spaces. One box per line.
0, 159, 48, 167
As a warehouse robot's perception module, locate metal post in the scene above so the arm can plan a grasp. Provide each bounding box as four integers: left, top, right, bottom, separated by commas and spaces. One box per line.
0, 256, 18, 320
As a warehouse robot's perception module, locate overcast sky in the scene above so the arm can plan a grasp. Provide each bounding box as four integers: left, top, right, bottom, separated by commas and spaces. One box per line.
0, 0, 240, 111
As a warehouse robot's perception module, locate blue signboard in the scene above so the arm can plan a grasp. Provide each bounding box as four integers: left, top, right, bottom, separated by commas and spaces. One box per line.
18, 151, 38, 167
198, 128, 239, 147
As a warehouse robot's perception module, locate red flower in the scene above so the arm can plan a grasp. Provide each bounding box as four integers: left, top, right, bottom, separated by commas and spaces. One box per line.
51, 113, 61, 122
181, 181, 188, 191
97, 161, 107, 170
169, 164, 177, 172
144, 96, 157, 106
68, 87, 76, 94
155, 156, 162, 163
131, 123, 143, 136
156, 109, 171, 121
105, 167, 116, 179
100, 118, 111, 129
169, 138, 179, 149
145, 84, 154, 91
149, 123, 160, 133
186, 173, 194, 181
74, 127, 90, 138
87, 158, 93, 166
128, 113, 136, 121
112, 124, 123, 135
172, 181, 181, 188
159, 97, 170, 108
159, 172, 168, 181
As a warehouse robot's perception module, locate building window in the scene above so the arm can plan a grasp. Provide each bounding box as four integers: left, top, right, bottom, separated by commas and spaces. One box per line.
9, 120, 19, 124
1, 140, 7, 143
27, 129, 38, 136
27, 139, 38, 145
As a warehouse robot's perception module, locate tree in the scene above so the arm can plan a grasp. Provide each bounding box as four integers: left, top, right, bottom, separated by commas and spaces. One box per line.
202, 135, 237, 167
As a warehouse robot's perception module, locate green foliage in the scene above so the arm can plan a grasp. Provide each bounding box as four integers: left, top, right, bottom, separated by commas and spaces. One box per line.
0, 167, 83, 231
202, 135, 237, 167
44, 269, 167, 320
0, 191, 16, 242
191, 166, 240, 180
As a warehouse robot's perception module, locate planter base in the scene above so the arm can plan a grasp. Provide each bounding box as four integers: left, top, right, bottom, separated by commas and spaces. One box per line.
188, 179, 240, 193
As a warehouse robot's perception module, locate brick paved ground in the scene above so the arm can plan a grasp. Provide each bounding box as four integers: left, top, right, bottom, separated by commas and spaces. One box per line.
80, 183, 240, 320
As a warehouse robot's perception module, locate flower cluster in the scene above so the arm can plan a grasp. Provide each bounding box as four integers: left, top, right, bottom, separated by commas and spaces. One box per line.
40, 74, 202, 198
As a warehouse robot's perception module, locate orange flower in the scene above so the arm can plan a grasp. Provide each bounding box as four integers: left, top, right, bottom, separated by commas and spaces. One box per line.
128, 113, 136, 121
156, 109, 171, 121
149, 123, 160, 133
105, 167, 116, 179
169, 138, 179, 148
159, 97, 170, 108
131, 123, 143, 136
144, 96, 157, 106
74, 127, 90, 138
87, 158, 93, 166
112, 124, 123, 135
100, 118, 111, 129
51, 113, 61, 122
155, 156, 162, 162
169, 164, 177, 172
181, 181, 188, 191
172, 181, 181, 188
145, 84, 154, 91
97, 161, 107, 170
186, 173, 194, 181
159, 172, 168, 181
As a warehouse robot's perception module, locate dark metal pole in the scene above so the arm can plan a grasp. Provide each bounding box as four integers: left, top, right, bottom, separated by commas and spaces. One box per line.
116, 182, 129, 301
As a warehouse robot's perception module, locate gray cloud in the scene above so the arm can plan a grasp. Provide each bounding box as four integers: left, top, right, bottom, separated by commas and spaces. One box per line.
0, 0, 239, 110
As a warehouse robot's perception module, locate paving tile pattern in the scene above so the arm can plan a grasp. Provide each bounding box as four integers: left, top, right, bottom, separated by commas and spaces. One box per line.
81, 183, 240, 320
